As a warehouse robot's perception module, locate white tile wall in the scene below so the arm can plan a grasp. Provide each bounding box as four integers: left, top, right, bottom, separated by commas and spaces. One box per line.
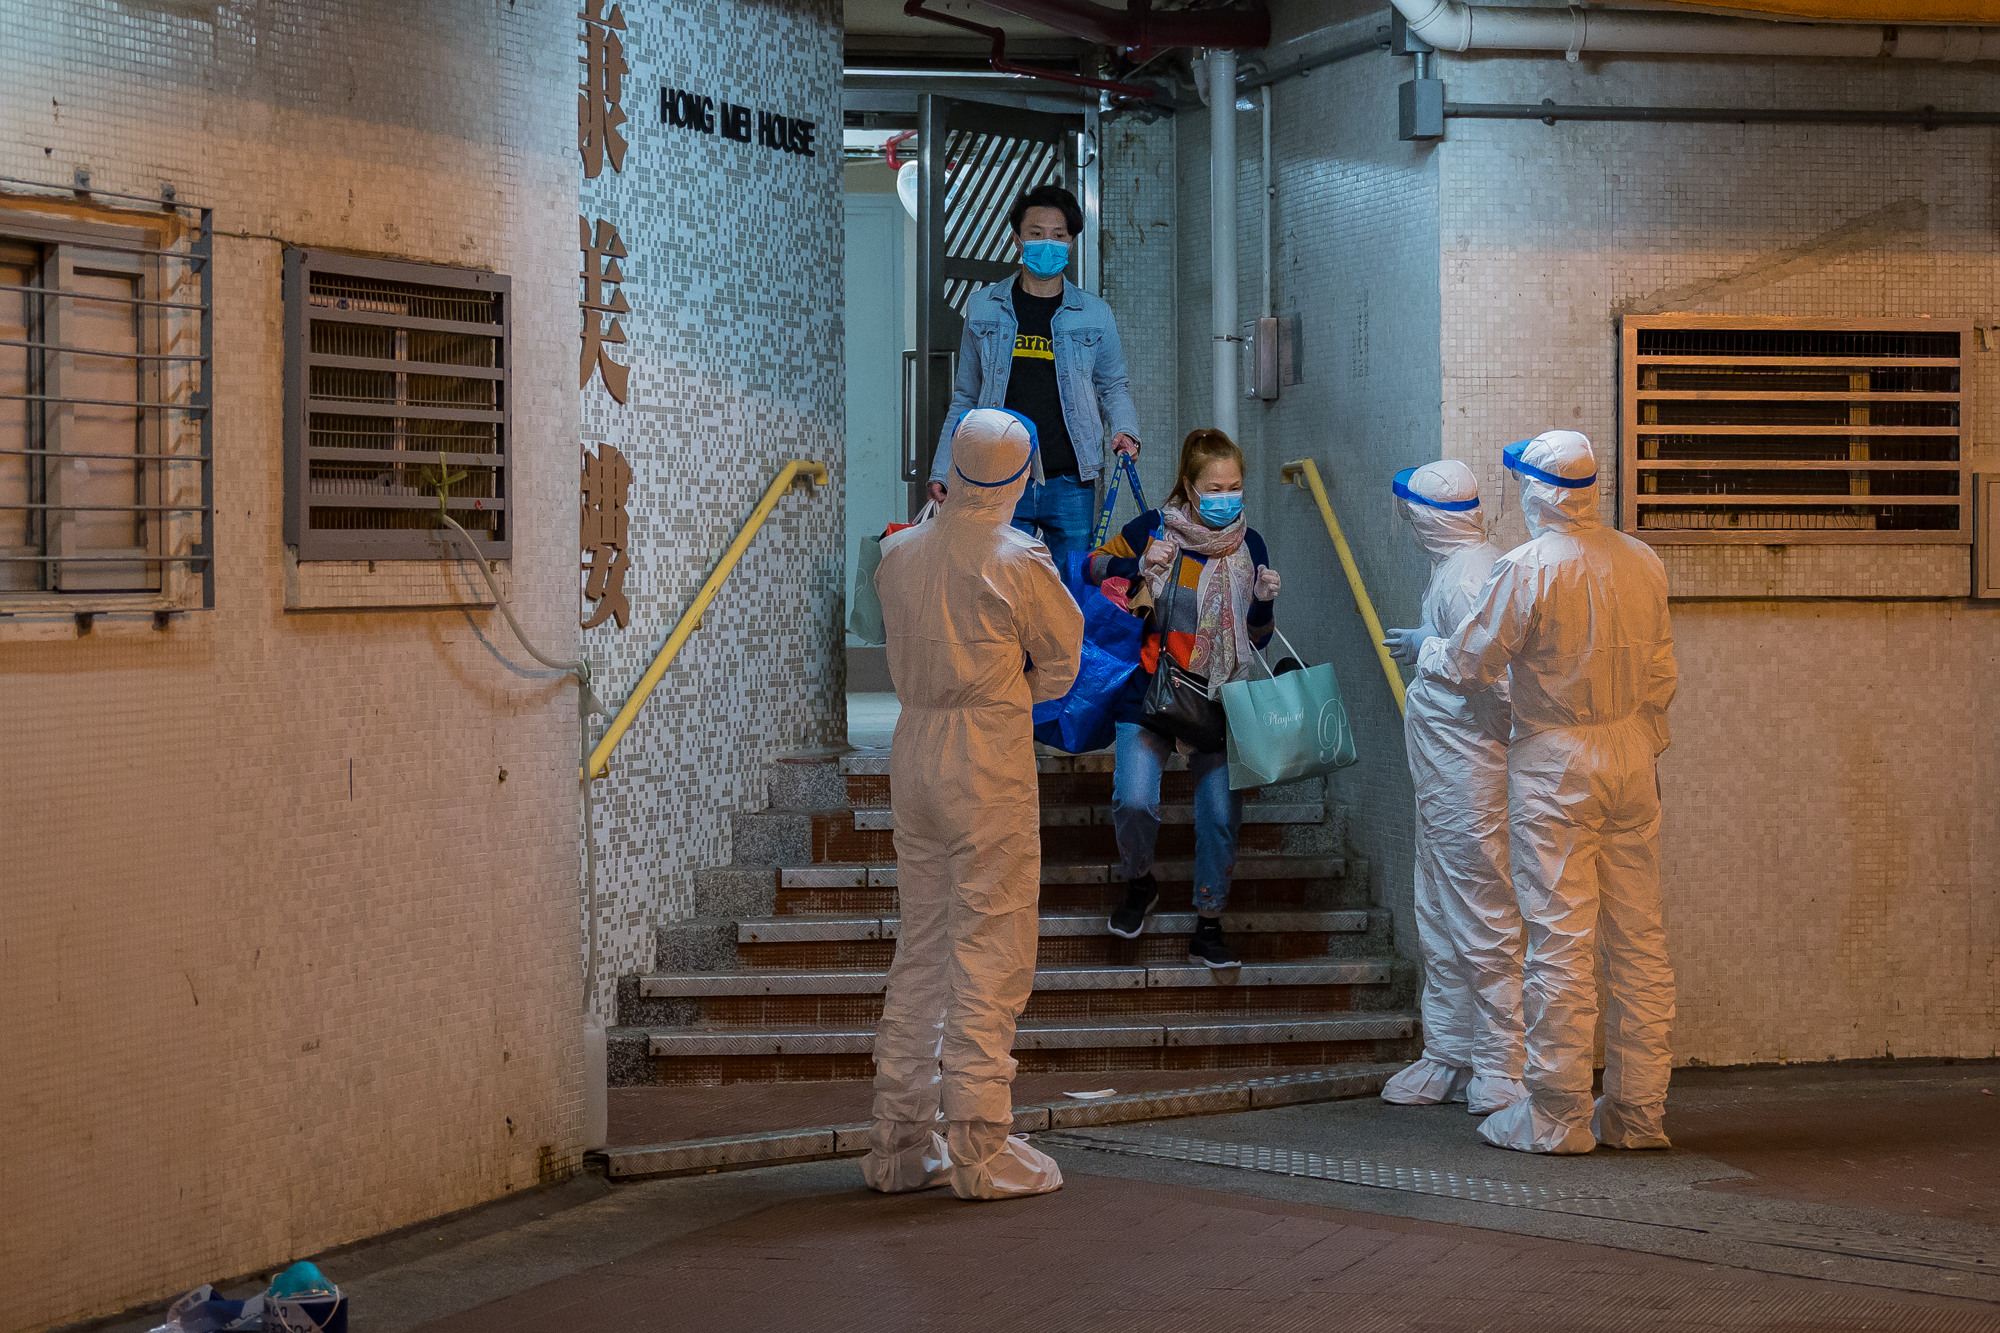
1162, 21, 1999, 1066
577, 0, 846, 1014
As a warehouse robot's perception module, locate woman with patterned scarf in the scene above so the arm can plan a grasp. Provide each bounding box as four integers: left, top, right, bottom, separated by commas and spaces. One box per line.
1086, 430, 1283, 967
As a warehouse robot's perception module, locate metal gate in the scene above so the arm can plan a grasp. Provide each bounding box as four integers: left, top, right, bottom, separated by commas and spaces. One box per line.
907, 95, 1090, 495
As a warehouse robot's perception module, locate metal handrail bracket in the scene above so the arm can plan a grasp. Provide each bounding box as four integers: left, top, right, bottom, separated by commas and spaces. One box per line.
1281, 457, 1406, 717
583, 459, 830, 779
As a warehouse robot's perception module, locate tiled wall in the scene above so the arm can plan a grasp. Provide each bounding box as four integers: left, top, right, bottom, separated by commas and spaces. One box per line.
1100, 114, 1181, 501
1170, 28, 1998, 1065
1436, 52, 2000, 1063
578, 0, 846, 1012
0, 3, 582, 1329
1171, 33, 1442, 960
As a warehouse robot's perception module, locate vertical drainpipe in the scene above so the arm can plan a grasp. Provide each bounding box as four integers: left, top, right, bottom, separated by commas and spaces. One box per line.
1208, 47, 1239, 437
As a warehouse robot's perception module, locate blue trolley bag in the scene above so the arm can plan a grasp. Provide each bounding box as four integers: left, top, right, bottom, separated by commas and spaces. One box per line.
1033, 457, 1150, 754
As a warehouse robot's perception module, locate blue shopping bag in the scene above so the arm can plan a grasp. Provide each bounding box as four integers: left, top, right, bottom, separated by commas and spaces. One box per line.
1034, 458, 1149, 754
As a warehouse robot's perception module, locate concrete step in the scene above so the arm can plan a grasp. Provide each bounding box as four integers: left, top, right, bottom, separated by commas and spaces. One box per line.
736, 909, 1370, 945
729, 909, 1376, 971
767, 855, 1359, 918
849, 800, 1325, 831
596, 1063, 1402, 1180
642, 958, 1391, 999
640, 1010, 1414, 1058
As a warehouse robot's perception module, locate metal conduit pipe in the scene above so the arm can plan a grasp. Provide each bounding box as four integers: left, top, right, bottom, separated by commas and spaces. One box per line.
1388, 0, 2000, 60
1208, 47, 1240, 437
1449, 101, 2000, 127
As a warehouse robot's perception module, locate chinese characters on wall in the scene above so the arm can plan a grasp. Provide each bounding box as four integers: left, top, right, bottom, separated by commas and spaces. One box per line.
580, 0, 632, 628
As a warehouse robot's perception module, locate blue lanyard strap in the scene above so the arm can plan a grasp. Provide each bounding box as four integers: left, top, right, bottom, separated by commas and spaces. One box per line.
1503, 439, 1595, 489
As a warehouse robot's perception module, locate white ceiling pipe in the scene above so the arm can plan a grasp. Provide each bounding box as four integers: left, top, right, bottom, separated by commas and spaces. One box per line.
1208, 47, 1240, 437
1388, 0, 2000, 60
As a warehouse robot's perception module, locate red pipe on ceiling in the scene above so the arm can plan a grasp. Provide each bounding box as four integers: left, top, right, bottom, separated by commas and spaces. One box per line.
972, 0, 1270, 59
902, 0, 1163, 99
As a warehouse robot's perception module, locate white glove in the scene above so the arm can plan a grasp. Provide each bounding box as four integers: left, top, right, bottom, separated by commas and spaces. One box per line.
1253, 568, 1281, 601
1140, 539, 1174, 580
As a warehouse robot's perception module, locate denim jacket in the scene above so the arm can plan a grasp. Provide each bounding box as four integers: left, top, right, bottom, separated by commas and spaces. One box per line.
930, 277, 1142, 487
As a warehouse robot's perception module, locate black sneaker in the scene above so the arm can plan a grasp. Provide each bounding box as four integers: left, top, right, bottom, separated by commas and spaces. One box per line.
1188, 918, 1239, 969
1107, 874, 1158, 939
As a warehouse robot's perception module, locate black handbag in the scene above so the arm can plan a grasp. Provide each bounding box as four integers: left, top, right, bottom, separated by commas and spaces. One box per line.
1140, 552, 1228, 753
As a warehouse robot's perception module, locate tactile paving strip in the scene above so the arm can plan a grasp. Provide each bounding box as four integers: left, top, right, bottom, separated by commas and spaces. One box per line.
1041, 1129, 1998, 1276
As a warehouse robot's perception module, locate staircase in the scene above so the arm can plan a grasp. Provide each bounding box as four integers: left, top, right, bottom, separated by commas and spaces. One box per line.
609, 749, 1417, 1089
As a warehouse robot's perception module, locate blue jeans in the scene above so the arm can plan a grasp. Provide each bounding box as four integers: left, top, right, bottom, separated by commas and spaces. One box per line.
1011, 474, 1098, 579
1112, 721, 1243, 915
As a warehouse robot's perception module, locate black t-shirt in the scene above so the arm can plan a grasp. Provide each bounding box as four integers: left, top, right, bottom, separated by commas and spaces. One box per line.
1003, 280, 1079, 479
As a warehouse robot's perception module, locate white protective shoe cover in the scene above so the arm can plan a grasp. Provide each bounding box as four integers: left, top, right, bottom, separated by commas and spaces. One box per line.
1593, 1096, 1672, 1150
1381, 1057, 1473, 1105
950, 1132, 1064, 1201
1466, 1074, 1529, 1116
860, 1120, 953, 1193
1478, 1096, 1596, 1154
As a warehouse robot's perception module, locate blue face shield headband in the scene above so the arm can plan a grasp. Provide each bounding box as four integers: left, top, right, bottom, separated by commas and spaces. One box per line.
953, 410, 1042, 488
1503, 439, 1596, 489
1391, 467, 1480, 512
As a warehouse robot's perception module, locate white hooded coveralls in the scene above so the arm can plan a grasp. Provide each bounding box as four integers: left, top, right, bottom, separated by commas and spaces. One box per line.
864, 408, 1085, 1199
1379, 461, 1526, 1116
1418, 431, 1678, 1155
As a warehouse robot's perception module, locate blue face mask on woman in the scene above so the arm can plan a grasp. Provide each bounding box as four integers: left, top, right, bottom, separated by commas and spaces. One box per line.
1021, 239, 1070, 278
1197, 491, 1244, 527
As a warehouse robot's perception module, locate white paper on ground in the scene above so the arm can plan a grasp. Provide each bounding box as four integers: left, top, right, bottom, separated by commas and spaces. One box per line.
1063, 1089, 1118, 1100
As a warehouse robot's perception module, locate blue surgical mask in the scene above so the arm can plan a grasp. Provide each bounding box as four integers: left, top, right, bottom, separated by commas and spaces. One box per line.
1197, 491, 1243, 527
1021, 239, 1070, 278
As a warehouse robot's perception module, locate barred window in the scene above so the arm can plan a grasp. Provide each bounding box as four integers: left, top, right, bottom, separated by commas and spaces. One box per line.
283, 250, 511, 561
1620, 317, 1968, 544
0, 190, 211, 607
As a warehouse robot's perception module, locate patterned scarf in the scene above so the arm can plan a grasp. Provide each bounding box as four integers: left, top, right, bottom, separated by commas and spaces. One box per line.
1154, 503, 1258, 692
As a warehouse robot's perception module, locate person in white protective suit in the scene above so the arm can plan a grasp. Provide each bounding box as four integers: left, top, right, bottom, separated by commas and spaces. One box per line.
1377, 461, 1527, 1116
863, 407, 1085, 1199
1418, 431, 1678, 1155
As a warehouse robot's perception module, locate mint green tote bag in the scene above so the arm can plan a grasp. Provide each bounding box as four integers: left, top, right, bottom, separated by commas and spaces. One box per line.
1221, 630, 1360, 791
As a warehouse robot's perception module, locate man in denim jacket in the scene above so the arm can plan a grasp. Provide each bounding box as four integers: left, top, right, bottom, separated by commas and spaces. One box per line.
927, 184, 1142, 575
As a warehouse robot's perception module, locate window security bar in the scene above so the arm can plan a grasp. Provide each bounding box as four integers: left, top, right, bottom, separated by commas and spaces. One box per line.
0, 338, 208, 362
0, 393, 208, 411
0, 448, 206, 461
0, 281, 208, 313
0, 553, 211, 563
4, 502, 209, 511
0, 177, 214, 605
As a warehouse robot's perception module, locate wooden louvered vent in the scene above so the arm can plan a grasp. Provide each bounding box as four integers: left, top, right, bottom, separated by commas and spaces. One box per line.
283, 250, 511, 560
1620, 316, 1969, 544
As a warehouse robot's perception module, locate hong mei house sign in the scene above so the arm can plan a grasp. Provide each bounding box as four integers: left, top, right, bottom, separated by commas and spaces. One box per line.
661, 87, 818, 157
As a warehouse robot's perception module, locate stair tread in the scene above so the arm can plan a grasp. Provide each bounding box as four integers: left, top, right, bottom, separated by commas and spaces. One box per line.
634, 1010, 1415, 1055
851, 801, 1323, 830
776, 854, 1345, 889
738, 909, 1370, 944
641, 957, 1393, 997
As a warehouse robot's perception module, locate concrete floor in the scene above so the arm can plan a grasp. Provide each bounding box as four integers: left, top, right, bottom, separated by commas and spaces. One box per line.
85, 1062, 1998, 1333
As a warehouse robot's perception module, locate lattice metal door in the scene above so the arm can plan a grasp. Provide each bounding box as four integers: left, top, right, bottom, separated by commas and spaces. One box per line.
909, 96, 1085, 489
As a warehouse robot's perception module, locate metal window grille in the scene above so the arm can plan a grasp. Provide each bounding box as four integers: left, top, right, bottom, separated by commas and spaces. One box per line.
0, 180, 213, 606
283, 250, 511, 561
1620, 316, 1970, 544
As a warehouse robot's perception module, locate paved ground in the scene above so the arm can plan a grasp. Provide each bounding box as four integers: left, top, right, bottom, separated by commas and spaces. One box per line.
83, 1061, 1997, 1333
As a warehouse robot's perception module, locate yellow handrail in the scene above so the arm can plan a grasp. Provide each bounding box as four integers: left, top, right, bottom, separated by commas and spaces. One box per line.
1281, 458, 1407, 717
583, 459, 830, 780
